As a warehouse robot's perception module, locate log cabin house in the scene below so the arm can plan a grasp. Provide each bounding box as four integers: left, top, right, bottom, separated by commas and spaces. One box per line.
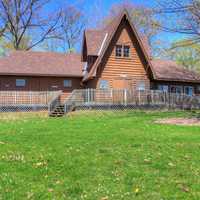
0, 9, 200, 100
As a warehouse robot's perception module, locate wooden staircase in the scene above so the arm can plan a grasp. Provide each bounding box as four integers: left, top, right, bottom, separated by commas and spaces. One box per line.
49, 105, 65, 117
48, 91, 76, 117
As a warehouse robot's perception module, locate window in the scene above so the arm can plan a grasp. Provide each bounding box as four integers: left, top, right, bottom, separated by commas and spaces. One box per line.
184, 86, 193, 96
137, 82, 145, 91
115, 45, 122, 57
158, 85, 169, 92
196, 86, 200, 93
123, 45, 130, 57
99, 80, 109, 89
170, 85, 183, 94
64, 80, 72, 88
16, 79, 26, 87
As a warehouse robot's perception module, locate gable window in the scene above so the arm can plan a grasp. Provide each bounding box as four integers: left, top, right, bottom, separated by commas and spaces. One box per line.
116, 45, 122, 57
184, 86, 193, 96
63, 80, 72, 88
123, 45, 130, 57
16, 79, 26, 87
99, 80, 109, 89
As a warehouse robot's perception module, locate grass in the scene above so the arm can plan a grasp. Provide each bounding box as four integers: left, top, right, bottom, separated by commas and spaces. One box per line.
0, 110, 199, 200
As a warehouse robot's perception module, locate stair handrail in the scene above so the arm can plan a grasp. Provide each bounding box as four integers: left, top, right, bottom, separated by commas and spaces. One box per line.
63, 90, 79, 113
48, 90, 62, 114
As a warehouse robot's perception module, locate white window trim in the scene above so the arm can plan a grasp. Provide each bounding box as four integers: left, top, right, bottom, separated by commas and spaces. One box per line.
123, 45, 130, 57
115, 45, 123, 57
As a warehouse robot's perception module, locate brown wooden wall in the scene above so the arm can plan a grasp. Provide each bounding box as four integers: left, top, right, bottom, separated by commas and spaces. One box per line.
151, 80, 200, 95
86, 18, 150, 90
0, 76, 82, 100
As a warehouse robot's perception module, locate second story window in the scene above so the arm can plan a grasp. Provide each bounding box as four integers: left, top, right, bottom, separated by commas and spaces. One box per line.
116, 45, 130, 57
123, 45, 130, 57
116, 45, 122, 57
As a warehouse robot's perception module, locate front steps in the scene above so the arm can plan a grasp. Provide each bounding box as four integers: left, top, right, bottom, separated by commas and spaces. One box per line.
49, 105, 65, 117
49, 104, 75, 117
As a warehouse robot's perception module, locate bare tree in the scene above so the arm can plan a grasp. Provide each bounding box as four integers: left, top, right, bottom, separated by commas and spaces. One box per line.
156, 0, 200, 46
0, 0, 61, 50
59, 5, 85, 52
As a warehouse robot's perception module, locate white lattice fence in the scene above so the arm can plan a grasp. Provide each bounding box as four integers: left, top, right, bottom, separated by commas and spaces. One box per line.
0, 91, 60, 112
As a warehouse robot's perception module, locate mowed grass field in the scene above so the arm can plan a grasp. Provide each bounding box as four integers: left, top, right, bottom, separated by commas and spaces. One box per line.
0, 111, 199, 200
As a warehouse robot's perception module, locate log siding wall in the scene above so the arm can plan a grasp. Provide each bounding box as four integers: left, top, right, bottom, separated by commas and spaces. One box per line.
0, 76, 82, 102
86, 18, 150, 91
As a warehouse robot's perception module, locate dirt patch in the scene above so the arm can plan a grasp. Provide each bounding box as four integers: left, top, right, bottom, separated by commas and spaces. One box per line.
156, 118, 200, 126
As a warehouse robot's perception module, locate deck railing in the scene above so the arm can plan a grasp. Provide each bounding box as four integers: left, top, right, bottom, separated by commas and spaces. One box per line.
48, 90, 63, 114
63, 89, 200, 113
0, 91, 61, 112
0, 91, 60, 106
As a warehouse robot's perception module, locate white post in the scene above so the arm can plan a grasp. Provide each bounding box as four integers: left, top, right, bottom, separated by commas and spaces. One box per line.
138, 90, 141, 105
124, 89, 127, 106
87, 89, 90, 103
151, 90, 154, 105
15, 91, 17, 104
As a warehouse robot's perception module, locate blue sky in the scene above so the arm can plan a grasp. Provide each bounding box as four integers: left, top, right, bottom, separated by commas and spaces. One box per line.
45, 0, 184, 52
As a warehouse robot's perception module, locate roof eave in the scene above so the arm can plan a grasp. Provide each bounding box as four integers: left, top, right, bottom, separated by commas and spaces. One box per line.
0, 72, 83, 78
154, 77, 200, 84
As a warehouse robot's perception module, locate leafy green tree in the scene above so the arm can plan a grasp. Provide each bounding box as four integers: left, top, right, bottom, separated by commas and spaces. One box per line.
165, 40, 200, 73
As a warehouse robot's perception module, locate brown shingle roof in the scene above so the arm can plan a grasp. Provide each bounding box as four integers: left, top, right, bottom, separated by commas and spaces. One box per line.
151, 60, 200, 83
0, 51, 85, 77
85, 29, 107, 56
84, 12, 152, 59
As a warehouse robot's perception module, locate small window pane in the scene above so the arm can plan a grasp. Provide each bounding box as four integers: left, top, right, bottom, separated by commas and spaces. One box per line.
137, 82, 145, 91
184, 86, 193, 96
170, 86, 183, 94
158, 85, 168, 92
64, 80, 72, 87
124, 45, 130, 57
16, 79, 26, 87
116, 45, 122, 57
99, 80, 109, 89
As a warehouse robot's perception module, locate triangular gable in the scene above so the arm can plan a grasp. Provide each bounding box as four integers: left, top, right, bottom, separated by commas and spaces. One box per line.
83, 9, 156, 82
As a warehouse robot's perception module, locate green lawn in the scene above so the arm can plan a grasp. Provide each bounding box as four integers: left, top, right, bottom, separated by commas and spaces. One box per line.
0, 111, 199, 200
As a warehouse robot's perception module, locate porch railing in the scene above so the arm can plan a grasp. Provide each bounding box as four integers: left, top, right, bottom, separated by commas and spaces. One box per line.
63, 89, 200, 113
0, 91, 61, 106
48, 90, 63, 114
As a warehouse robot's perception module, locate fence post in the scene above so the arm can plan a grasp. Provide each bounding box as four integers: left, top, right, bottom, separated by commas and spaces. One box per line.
124, 89, 127, 106
139, 90, 141, 105
87, 88, 89, 103
15, 91, 17, 104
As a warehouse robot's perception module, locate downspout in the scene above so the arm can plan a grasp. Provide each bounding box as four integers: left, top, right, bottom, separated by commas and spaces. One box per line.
98, 33, 108, 56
